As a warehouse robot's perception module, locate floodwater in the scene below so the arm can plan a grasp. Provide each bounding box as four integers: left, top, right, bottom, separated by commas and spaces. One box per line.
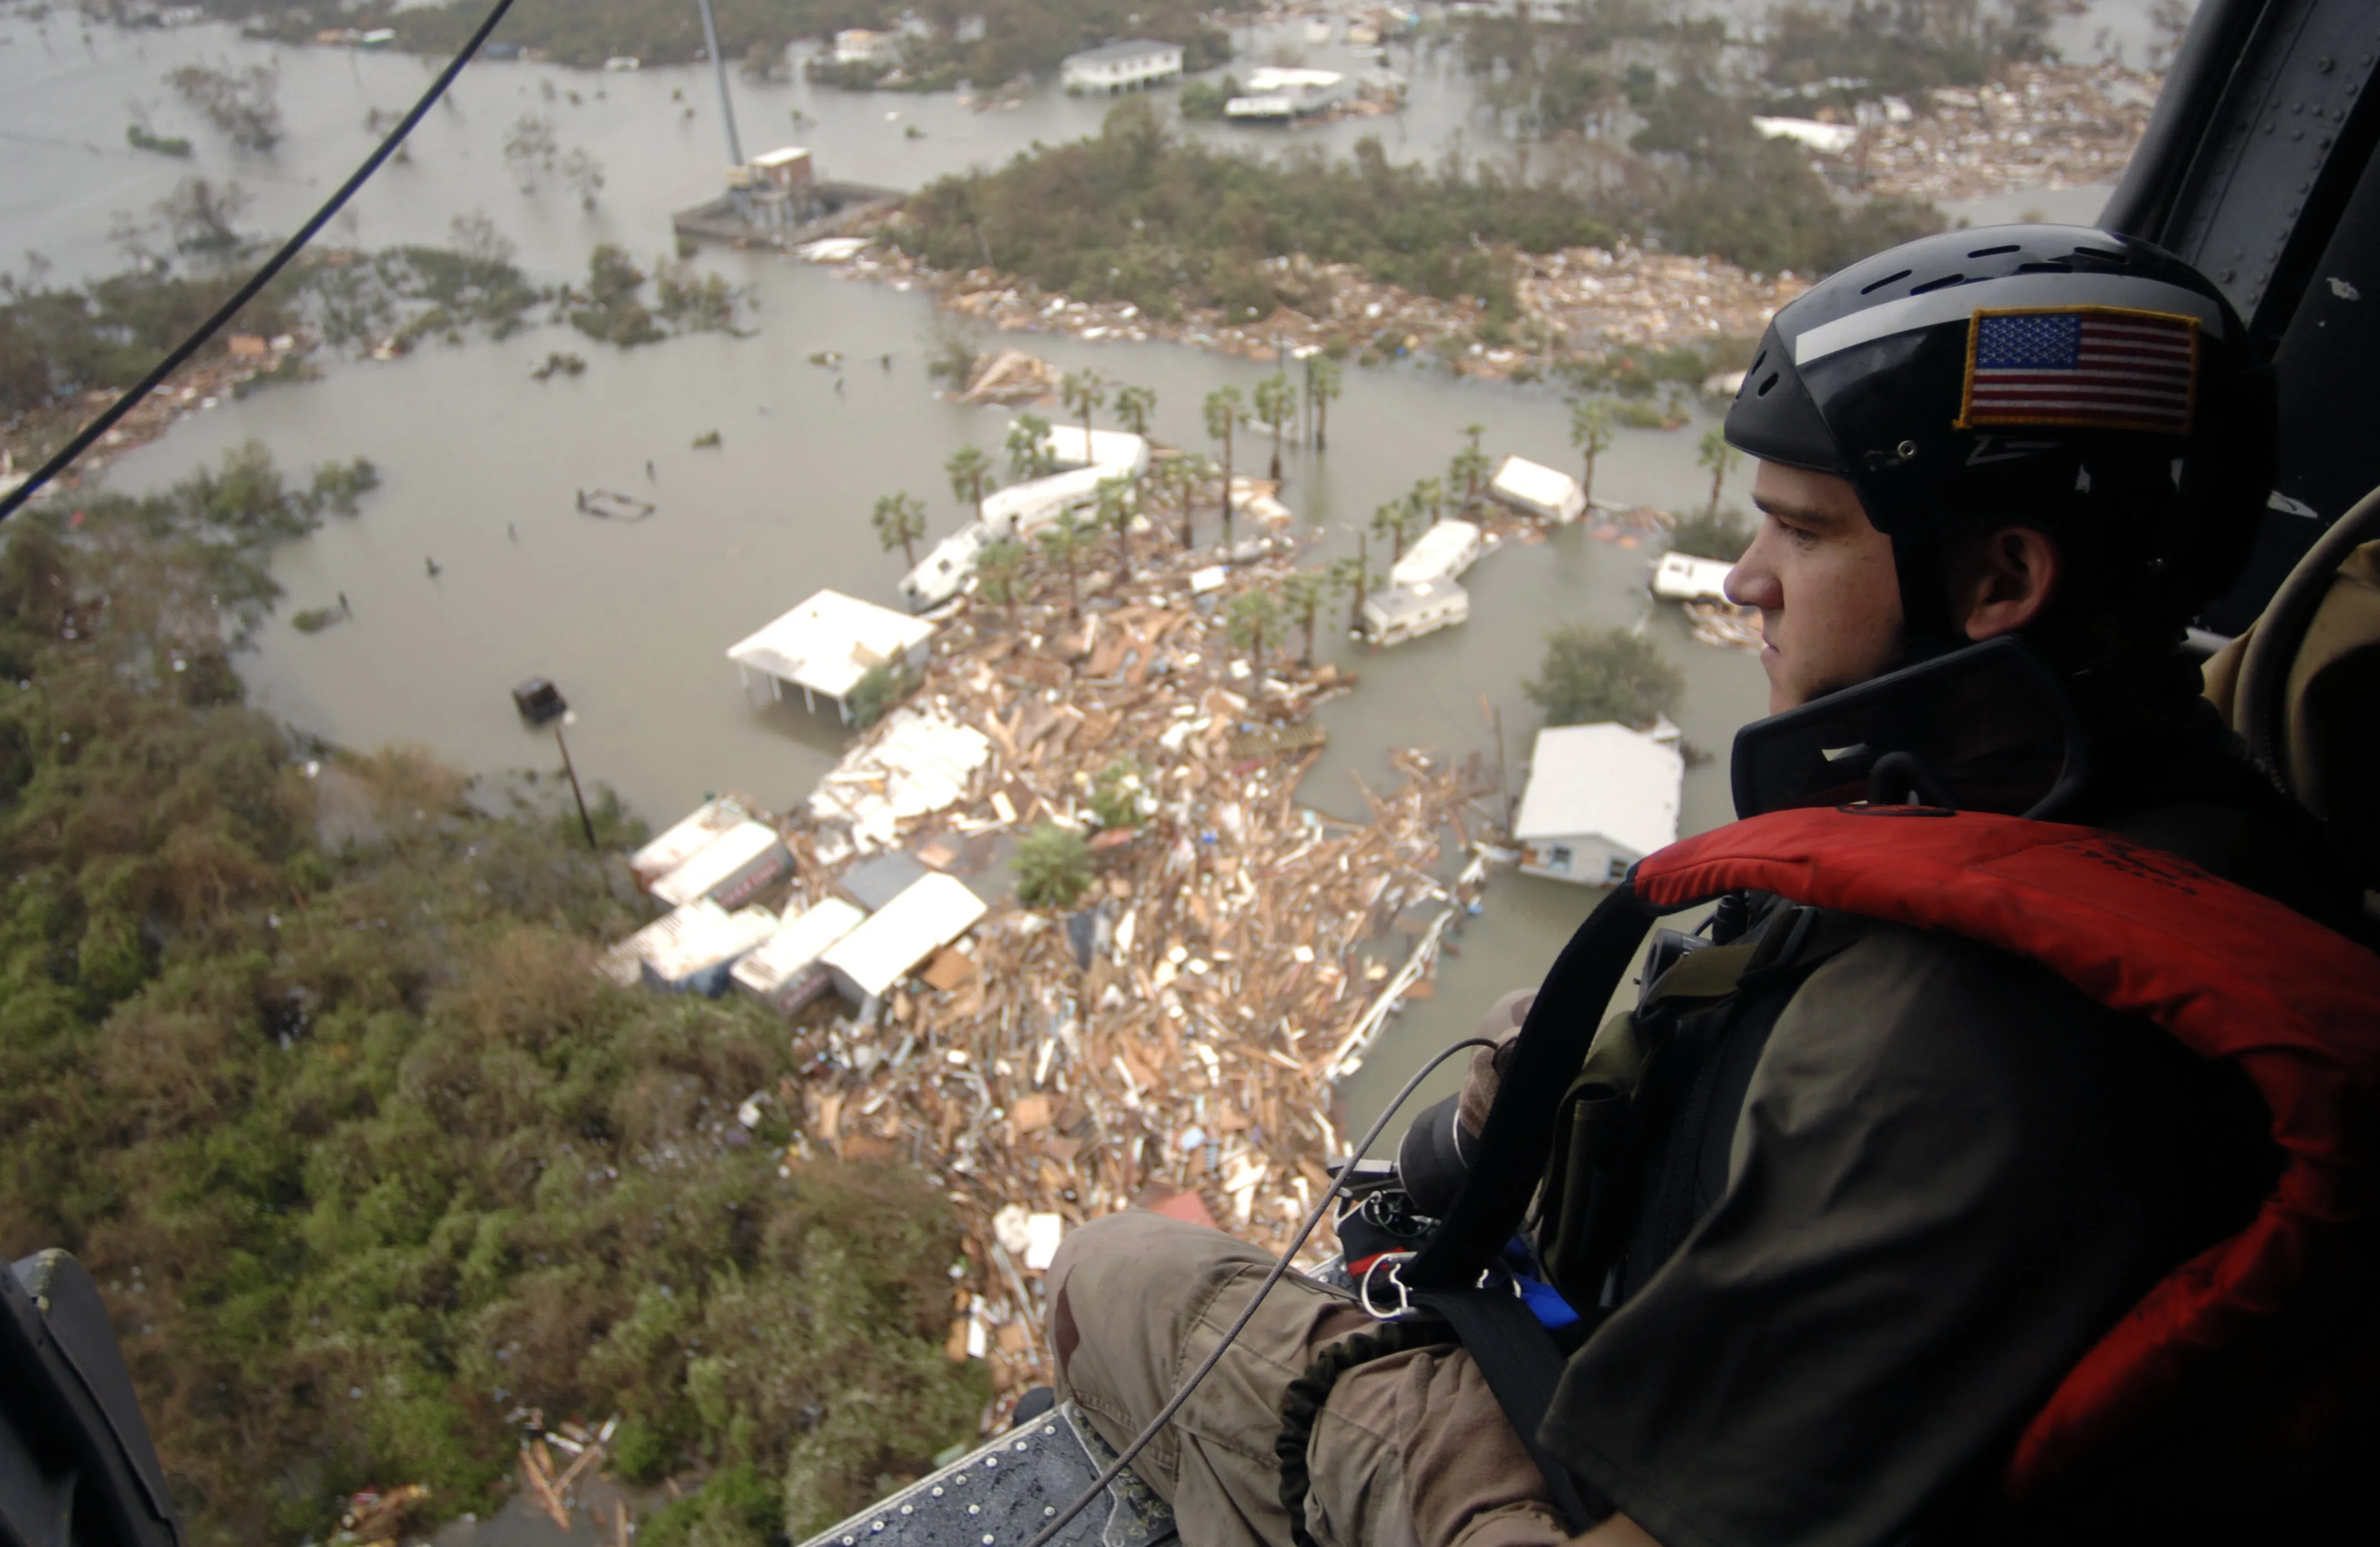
8, 4, 2152, 1140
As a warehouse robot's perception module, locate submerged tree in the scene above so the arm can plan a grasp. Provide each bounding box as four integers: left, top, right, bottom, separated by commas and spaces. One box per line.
1253, 371, 1294, 482
1279, 570, 1337, 666
1006, 412, 1056, 481
1038, 506, 1097, 620
1095, 473, 1136, 583
972, 535, 1028, 622
1225, 586, 1283, 675
1062, 367, 1105, 450
1697, 427, 1741, 518
1203, 385, 1243, 546
1305, 354, 1343, 450
1525, 624, 1684, 730
945, 444, 992, 522
165, 61, 281, 150
1570, 395, 1615, 508
871, 491, 928, 570
1112, 382, 1156, 437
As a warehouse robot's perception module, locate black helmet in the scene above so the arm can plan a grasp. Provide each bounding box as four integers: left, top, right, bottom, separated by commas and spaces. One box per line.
1722, 224, 2273, 646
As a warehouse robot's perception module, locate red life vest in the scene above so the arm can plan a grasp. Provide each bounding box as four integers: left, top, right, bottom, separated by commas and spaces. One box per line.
1633, 806, 2380, 1501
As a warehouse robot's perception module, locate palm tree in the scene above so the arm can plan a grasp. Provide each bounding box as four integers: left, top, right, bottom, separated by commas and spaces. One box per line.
1203, 386, 1244, 547
1370, 499, 1419, 565
1062, 368, 1106, 455
1307, 355, 1343, 451
1463, 422, 1485, 455
1038, 507, 1096, 621
1335, 538, 1372, 636
974, 535, 1027, 623
1253, 372, 1294, 482
1449, 443, 1490, 510
1007, 412, 1056, 482
1225, 587, 1282, 675
1413, 476, 1446, 526
945, 445, 992, 523
1166, 455, 1206, 549
1095, 473, 1135, 582
1279, 570, 1332, 666
871, 491, 927, 569
1113, 382, 1156, 437
1570, 395, 1615, 509
1697, 427, 1741, 518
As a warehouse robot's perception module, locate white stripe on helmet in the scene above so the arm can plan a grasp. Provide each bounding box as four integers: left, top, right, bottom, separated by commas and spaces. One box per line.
1790, 273, 2230, 366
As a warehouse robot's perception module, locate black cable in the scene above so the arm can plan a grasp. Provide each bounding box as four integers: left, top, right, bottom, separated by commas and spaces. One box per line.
1021, 1035, 1496, 1547
0, 0, 522, 525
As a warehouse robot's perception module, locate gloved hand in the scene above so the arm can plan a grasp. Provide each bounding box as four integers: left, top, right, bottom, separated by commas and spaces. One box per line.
1459, 988, 1536, 1136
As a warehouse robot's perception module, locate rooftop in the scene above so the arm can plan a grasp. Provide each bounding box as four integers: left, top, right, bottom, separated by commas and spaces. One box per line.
821, 872, 989, 1001
1492, 455, 1581, 511
725, 588, 937, 701
1512, 723, 1684, 858
1064, 39, 1183, 66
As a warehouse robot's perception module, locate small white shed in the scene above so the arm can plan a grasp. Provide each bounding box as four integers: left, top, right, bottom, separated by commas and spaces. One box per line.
1512, 723, 1685, 885
820, 872, 989, 1011
632, 795, 750, 890
1490, 456, 1586, 524
650, 820, 792, 910
641, 899, 783, 996
1651, 551, 1737, 603
1390, 520, 1483, 588
1363, 578, 1469, 645
732, 896, 868, 1015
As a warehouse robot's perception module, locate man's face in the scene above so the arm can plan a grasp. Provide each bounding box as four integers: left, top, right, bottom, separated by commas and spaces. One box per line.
1726, 461, 1904, 715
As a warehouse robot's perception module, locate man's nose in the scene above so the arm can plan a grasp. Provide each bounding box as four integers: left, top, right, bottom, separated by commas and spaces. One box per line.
1726, 533, 1782, 611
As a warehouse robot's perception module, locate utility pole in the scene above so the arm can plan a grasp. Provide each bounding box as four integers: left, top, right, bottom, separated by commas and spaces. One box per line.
696, 0, 745, 169
556, 713, 597, 849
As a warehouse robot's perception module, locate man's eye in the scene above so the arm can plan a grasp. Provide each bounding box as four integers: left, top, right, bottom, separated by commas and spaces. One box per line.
1783, 523, 1819, 550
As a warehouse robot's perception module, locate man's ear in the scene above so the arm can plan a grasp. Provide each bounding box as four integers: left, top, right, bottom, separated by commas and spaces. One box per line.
1949, 526, 2060, 641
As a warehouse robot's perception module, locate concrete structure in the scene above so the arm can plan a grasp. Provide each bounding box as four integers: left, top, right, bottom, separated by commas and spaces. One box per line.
1390, 520, 1483, 588
632, 795, 752, 890
1753, 116, 1861, 154
1363, 577, 1469, 645
642, 900, 783, 995
732, 896, 866, 1014
1651, 550, 1737, 603
808, 708, 995, 853
1227, 68, 1348, 120
833, 28, 897, 65
1061, 40, 1185, 94
651, 820, 793, 910
1512, 723, 1685, 886
1490, 456, 1586, 524
727, 589, 937, 722
820, 873, 988, 1011
901, 521, 994, 610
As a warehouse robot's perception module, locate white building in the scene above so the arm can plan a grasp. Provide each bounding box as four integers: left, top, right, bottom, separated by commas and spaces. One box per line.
1061, 40, 1186, 94
1512, 723, 1685, 886
1039, 423, 1152, 477
631, 795, 752, 890
727, 588, 937, 722
1490, 455, 1586, 524
1363, 577, 1469, 644
1227, 68, 1348, 120
639, 899, 784, 995
820, 872, 988, 1012
1390, 520, 1483, 588
732, 896, 867, 1014
980, 465, 1112, 540
649, 820, 791, 911
1651, 550, 1737, 603
901, 521, 995, 610
833, 28, 899, 65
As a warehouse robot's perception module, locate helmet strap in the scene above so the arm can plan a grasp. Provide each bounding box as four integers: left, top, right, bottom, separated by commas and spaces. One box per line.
1888, 529, 1963, 662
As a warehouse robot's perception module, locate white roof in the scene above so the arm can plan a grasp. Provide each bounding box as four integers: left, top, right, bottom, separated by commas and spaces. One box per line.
808, 707, 995, 853
1367, 577, 1466, 619
980, 466, 1108, 537
901, 522, 994, 606
1753, 115, 1860, 154
732, 896, 866, 998
651, 820, 787, 907
632, 795, 750, 885
1063, 39, 1181, 66
821, 872, 987, 1000
1245, 67, 1345, 90
1512, 723, 1685, 859
1390, 520, 1481, 587
725, 589, 936, 701
1491, 455, 1582, 515
752, 145, 811, 169
642, 899, 782, 985
1037, 424, 1150, 476
1651, 551, 1736, 603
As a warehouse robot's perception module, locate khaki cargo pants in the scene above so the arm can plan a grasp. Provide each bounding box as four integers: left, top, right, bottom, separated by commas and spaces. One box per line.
1047, 1210, 1571, 1547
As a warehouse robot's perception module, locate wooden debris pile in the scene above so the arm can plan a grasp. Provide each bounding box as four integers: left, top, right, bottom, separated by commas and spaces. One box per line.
775, 535, 1508, 1415
513, 1413, 622, 1535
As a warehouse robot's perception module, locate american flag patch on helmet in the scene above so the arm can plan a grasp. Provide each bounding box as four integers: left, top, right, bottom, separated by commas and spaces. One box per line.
1957, 306, 2200, 435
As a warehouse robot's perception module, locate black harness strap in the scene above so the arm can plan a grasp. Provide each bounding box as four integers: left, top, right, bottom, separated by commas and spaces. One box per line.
1409, 1287, 1601, 1531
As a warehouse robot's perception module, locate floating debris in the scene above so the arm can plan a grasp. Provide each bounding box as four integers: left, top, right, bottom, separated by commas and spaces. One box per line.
576, 488, 655, 522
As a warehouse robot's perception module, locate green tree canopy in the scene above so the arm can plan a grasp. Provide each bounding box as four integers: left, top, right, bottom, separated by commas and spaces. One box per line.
1524, 624, 1685, 729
